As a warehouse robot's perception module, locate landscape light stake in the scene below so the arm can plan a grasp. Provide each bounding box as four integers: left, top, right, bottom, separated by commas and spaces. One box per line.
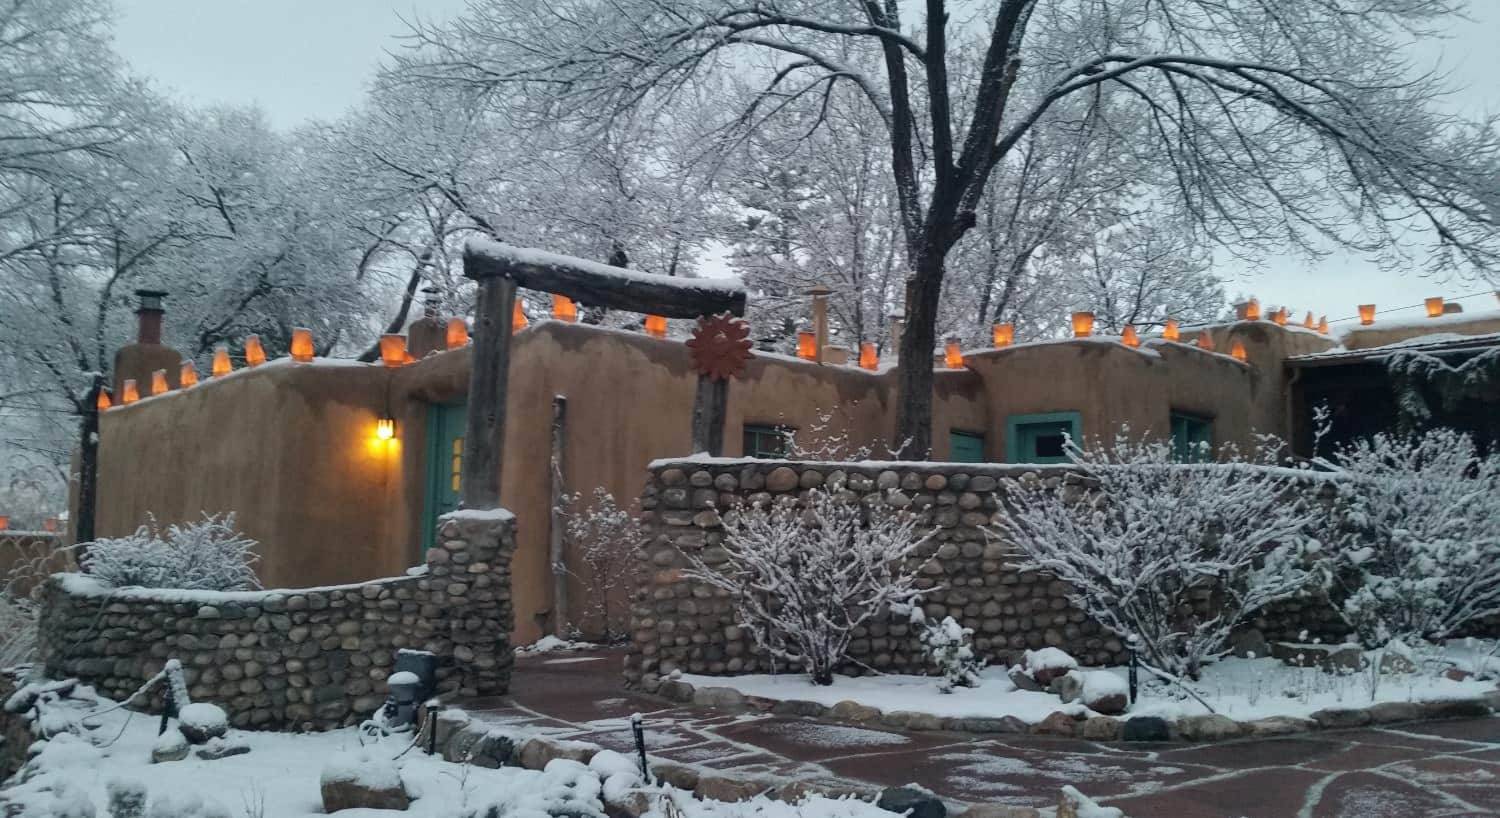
1127, 635, 1140, 705
631, 713, 651, 783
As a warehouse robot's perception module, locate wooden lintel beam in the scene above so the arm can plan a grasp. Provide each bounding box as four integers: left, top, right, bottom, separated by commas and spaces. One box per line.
464, 238, 747, 319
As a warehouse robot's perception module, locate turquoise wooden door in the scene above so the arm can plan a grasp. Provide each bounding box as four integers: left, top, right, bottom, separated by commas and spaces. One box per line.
949, 430, 985, 463
423, 403, 467, 552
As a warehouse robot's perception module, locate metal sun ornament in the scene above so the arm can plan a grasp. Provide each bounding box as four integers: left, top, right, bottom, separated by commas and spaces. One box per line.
686, 314, 753, 381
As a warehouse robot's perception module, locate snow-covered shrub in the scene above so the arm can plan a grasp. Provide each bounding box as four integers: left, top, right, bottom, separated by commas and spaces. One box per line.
106, 779, 147, 818
561, 489, 642, 640
995, 433, 1323, 680
145, 793, 231, 818
1319, 427, 1500, 648
918, 616, 983, 693
80, 514, 259, 591
683, 487, 934, 685
0, 592, 37, 668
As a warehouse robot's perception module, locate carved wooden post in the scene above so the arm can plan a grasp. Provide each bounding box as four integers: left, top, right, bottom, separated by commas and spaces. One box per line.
460, 271, 516, 509
690, 377, 729, 455
686, 314, 752, 457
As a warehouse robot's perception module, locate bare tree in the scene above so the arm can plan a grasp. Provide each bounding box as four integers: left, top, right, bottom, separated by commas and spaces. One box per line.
398, 0, 1500, 457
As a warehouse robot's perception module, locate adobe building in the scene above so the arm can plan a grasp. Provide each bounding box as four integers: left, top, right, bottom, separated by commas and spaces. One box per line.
83, 290, 1500, 645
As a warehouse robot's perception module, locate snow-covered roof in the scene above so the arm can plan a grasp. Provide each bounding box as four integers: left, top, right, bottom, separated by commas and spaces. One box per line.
1334, 307, 1500, 339
1288, 330, 1500, 366
465, 238, 746, 295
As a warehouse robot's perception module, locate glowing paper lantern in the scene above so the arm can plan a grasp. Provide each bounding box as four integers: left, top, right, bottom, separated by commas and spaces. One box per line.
645, 315, 668, 339
244, 335, 266, 367
379, 334, 407, 368
944, 339, 964, 369
512, 301, 528, 333
42, 518, 57, 533
150, 369, 169, 396
1196, 333, 1215, 351
212, 346, 233, 377
1303, 312, 1316, 329
122, 379, 140, 405
96, 390, 112, 411
0, 516, 8, 531
552, 294, 577, 323
1121, 325, 1140, 348
1163, 319, 1180, 342
447, 317, 470, 349
375, 417, 396, 441
796, 330, 817, 360
1318, 316, 1330, 334
992, 323, 1014, 348
1231, 340, 1248, 362
1358, 304, 1376, 326
290, 328, 315, 362
1425, 297, 1444, 318
1070, 311, 1095, 338
1243, 299, 1261, 321
180, 361, 198, 388
859, 341, 878, 371
1272, 308, 1288, 327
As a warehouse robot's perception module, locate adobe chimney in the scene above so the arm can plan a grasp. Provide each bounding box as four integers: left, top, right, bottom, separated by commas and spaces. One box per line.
135, 289, 167, 345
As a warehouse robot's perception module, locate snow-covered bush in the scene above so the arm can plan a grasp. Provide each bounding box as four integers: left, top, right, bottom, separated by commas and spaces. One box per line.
994, 433, 1323, 680
1319, 427, 1500, 649
0, 592, 37, 668
561, 489, 642, 640
683, 487, 934, 685
918, 616, 983, 693
80, 514, 259, 591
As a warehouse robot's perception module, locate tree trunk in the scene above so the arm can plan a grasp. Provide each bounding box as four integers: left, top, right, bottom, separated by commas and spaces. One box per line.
894, 251, 946, 459
75, 375, 105, 547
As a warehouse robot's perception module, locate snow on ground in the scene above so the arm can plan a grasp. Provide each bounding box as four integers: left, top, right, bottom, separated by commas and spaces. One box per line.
683, 648, 1494, 724
0, 685, 906, 818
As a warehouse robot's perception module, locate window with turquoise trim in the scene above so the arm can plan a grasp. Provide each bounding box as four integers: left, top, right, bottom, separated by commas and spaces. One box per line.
1170, 412, 1214, 462
742, 424, 793, 459
949, 430, 985, 463
1005, 412, 1081, 464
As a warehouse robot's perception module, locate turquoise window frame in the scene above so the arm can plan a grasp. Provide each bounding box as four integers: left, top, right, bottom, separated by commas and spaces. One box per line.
1005, 411, 1082, 464
742, 423, 794, 459
1169, 411, 1214, 463
948, 430, 986, 463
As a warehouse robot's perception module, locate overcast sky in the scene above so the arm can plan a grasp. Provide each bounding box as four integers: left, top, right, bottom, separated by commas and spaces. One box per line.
112, 0, 1500, 326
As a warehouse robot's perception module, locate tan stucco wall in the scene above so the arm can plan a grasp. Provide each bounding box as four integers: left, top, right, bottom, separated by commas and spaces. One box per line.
1340, 313, 1500, 351
88, 318, 1373, 646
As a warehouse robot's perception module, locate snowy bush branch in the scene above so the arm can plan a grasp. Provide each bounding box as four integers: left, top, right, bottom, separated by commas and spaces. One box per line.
562, 488, 643, 640
80, 514, 260, 592
683, 488, 935, 685
993, 433, 1324, 679
1320, 427, 1500, 648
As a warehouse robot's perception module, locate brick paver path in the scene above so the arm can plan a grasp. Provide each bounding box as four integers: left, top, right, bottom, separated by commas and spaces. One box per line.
464, 649, 1500, 816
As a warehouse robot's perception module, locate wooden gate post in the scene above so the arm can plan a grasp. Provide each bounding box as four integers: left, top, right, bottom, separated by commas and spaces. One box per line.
460, 272, 517, 510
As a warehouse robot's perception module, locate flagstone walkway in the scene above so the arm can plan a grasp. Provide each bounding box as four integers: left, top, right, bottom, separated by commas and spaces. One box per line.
463, 648, 1500, 817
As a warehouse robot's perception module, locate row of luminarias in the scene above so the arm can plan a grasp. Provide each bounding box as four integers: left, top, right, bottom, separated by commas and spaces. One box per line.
97, 295, 665, 410
101, 291, 1352, 412
0, 516, 61, 533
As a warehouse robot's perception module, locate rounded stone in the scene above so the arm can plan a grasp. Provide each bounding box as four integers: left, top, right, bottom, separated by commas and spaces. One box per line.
765, 467, 800, 492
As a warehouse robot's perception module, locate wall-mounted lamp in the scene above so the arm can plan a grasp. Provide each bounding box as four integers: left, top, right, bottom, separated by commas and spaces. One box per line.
376, 417, 397, 441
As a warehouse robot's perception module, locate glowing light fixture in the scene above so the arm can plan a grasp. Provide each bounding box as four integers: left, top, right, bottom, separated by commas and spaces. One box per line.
447, 317, 469, 349
1318, 316, 1330, 334
1272, 308, 1288, 327
552, 294, 577, 323
1425, 297, 1444, 318
1357, 304, 1376, 326
96, 390, 112, 411
1163, 319, 1180, 342
244, 335, 266, 367
1070, 311, 1095, 338
379, 334, 407, 368
1196, 333, 1215, 351
1243, 299, 1261, 321
512, 301, 528, 333
180, 361, 198, 388
290, 328, 315, 362
944, 338, 964, 369
150, 369, 169, 396
212, 346, 232, 377
122, 379, 140, 405
1231, 340, 1248, 362
796, 330, 817, 360
375, 417, 397, 441
42, 518, 57, 533
992, 323, 1014, 348
1303, 312, 1316, 329
0, 516, 8, 531
645, 315, 668, 339
1121, 325, 1140, 348
859, 341, 878, 371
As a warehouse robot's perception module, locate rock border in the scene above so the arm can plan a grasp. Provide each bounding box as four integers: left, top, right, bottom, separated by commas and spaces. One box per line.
647, 675, 1500, 744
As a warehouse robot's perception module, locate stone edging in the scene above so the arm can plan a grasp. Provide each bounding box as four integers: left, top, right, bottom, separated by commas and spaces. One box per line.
649, 676, 1500, 744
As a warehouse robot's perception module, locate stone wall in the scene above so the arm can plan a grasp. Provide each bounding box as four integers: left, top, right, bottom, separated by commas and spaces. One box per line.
626, 459, 1130, 688
36, 510, 516, 731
